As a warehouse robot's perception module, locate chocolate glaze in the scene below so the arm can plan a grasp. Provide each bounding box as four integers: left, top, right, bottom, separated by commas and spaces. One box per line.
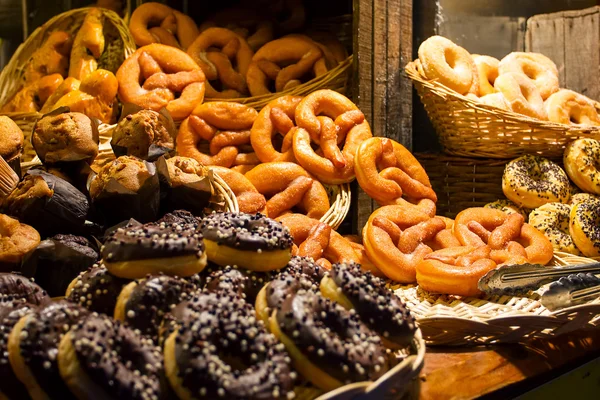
329, 262, 416, 347
102, 221, 205, 263
21, 234, 99, 297
277, 290, 388, 384
265, 257, 325, 312
155, 210, 200, 227
286, 256, 327, 282
205, 264, 278, 302
122, 274, 202, 340
67, 265, 130, 315
18, 301, 88, 400
173, 291, 295, 399
0, 273, 49, 305
0, 301, 34, 400
71, 313, 167, 399
200, 212, 293, 251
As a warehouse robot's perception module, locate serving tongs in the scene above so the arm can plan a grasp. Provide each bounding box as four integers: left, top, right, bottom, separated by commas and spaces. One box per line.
478, 261, 600, 297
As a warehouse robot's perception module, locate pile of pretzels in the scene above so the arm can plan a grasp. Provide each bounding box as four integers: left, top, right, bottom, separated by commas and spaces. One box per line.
416, 35, 600, 126
1, 8, 120, 123
128, 1, 348, 99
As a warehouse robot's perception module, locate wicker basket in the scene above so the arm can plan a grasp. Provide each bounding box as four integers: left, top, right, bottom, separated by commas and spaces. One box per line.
415, 153, 508, 218
0, 7, 136, 163
393, 252, 600, 346
405, 61, 600, 159
321, 183, 351, 230
205, 56, 352, 111
292, 329, 425, 400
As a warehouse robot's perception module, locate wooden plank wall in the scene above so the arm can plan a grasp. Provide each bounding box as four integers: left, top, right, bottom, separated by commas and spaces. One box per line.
353, 0, 413, 232
526, 6, 600, 101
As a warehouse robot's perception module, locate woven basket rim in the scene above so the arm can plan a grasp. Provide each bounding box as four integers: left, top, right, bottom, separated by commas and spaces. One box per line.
319, 182, 351, 230
405, 60, 600, 134
393, 251, 600, 345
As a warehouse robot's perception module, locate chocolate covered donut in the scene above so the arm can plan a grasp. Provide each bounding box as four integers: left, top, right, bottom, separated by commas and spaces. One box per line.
102, 220, 207, 279
164, 291, 295, 400
200, 212, 293, 271
7, 301, 88, 400
321, 262, 417, 348
114, 274, 202, 340
204, 264, 278, 302
66, 265, 130, 315
270, 290, 388, 391
0, 273, 49, 305
0, 301, 34, 400
57, 313, 168, 400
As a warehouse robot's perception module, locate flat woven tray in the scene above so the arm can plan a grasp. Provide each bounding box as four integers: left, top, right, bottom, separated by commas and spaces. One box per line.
393, 252, 600, 346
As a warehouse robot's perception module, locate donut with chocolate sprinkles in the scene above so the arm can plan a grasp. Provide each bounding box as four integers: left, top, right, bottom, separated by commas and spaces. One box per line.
205, 264, 279, 302
270, 290, 389, 391
101, 220, 207, 279
0, 273, 49, 305
502, 155, 570, 209
114, 274, 202, 341
7, 301, 88, 400
200, 212, 293, 271
65, 265, 131, 315
57, 313, 168, 400
163, 291, 295, 400
320, 262, 417, 349
0, 301, 34, 400
570, 199, 600, 257
255, 256, 325, 324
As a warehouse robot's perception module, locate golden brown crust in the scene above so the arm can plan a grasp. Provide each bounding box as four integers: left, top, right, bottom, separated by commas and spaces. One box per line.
0, 213, 40, 265
23, 31, 72, 84
164, 156, 208, 187
89, 156, 153, 199
112, 110, 174, 159
0, 117, 24, 162
32, 112, 98, 164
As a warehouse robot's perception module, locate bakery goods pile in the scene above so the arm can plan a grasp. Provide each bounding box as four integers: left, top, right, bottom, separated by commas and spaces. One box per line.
129, 1, 347, 99
0, 212, 418, 399
485, 138, 600, 258
416, 35, 600, 125
1, 9, 121, 123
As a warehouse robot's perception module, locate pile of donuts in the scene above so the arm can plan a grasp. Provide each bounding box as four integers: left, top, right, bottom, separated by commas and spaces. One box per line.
0, 210, 417, 400
127, 1, 348, 99
416, 35, 600, 125
486, 137, 600, 258
1, 8, 120, 123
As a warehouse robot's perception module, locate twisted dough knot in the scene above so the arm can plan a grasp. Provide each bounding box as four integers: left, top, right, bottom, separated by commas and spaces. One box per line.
246, 37, 329, 96
454, 207, 553, 265
245, 162, 330, 219
129, 2, 199, 49
116, 44, 206, 120
251, 96, 302, 163
363, 205, 446, 283
277, 214, 360, 270
292, 90, 372, 184
355, 137, 437, 207
187, 27, 254, 98
177, 102, 258, 168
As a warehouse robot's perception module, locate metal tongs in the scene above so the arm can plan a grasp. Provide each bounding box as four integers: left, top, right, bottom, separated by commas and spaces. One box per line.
478, 262, 600, 310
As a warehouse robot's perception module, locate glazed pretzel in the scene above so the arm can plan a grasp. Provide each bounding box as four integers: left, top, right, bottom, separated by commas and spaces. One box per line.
250, 95, 302, 163
199, 7, 274, 51
453, 207, 553, 265
246, 37, 328, 96
362, 204, 446, 282
355, 137, 437, 207
129, 2, 199, 49
210, 166, 266, 214
277, 213, 361, 269
23, 31, 72, 84
187, 27, 254, 98
1, 74, 63, 113
245, 162, 330, 219
116, 44, 206, 120
177, 101, 258, 168
51, 69, 119, 123
69, 8, 105, 80
292, 90, 372, 184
